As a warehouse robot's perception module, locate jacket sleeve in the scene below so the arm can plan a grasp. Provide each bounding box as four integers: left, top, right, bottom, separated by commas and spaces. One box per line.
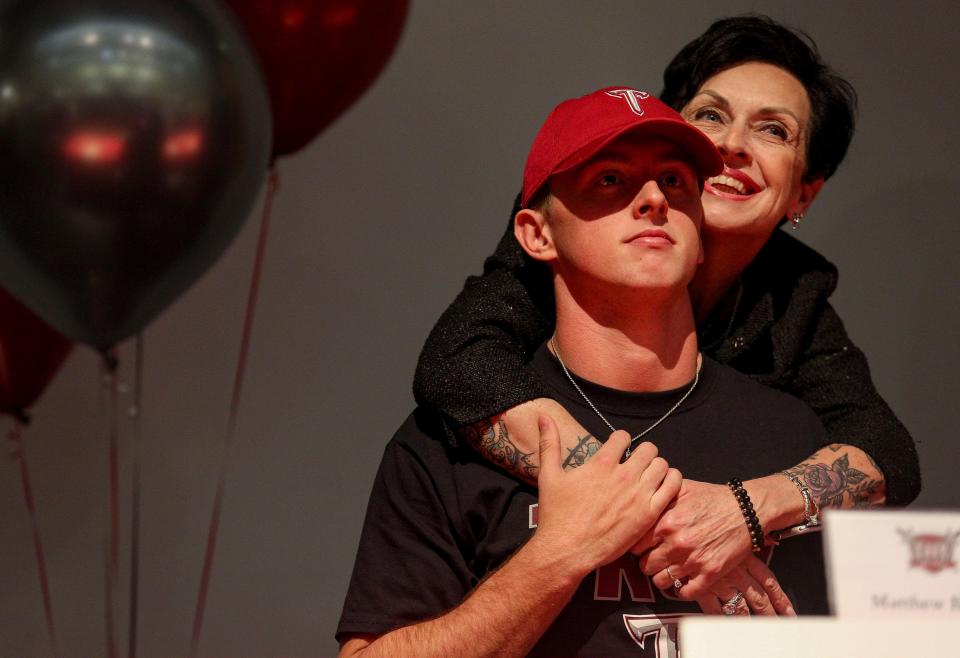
413, 207, 556, 434
784, 299, 921, 506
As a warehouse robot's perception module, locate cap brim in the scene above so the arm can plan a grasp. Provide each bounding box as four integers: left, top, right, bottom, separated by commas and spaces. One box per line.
552, 118, 723, 182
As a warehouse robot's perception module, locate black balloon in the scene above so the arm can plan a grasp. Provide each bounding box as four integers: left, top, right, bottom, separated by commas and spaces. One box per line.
0, 0, 271, 349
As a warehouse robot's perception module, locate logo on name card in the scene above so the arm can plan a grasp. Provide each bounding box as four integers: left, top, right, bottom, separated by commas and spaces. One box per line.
898, 529, 960, 574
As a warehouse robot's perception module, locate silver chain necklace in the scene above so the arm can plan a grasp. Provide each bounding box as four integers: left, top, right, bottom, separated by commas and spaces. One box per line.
550, 336, 702, 457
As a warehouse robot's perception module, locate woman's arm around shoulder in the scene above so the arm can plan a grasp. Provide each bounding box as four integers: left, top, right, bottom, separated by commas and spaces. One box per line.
413, 211, 555, 432
784, 298, 921, 505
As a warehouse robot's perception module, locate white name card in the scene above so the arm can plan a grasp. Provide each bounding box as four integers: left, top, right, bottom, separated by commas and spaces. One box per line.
822, 508, 960, 617
679, 618, 959, 658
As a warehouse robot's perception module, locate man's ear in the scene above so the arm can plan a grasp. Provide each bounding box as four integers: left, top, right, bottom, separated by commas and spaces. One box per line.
514, 207, 557, 262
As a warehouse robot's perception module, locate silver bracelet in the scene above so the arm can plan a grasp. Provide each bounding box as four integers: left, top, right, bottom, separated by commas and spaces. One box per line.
769, 522, 822, 543
768, 471, 821, 544
781, 471, 820, 526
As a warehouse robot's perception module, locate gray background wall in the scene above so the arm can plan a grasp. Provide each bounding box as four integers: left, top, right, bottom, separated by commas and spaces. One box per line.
1, 1, 958, 656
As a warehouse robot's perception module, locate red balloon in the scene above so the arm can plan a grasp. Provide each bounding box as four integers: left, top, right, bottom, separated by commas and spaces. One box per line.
0, 287, 72, 418
226, 0, 410, 157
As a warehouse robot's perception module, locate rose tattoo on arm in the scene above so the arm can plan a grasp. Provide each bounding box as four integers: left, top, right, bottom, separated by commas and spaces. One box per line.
786, 447, 883, 509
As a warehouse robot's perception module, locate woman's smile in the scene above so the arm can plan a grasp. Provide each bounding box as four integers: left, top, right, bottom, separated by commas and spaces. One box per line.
705, 168, 762, 198
684, 61, 819, 241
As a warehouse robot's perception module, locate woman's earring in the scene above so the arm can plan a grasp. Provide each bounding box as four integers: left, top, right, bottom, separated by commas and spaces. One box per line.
790, 212, 804, 230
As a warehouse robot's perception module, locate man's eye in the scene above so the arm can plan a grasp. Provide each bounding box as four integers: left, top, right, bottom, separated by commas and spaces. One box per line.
598, 173, 625, 186
660, 173, 682, 188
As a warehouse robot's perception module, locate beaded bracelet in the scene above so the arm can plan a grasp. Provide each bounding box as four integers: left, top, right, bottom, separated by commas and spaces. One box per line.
727, 478, 764, 553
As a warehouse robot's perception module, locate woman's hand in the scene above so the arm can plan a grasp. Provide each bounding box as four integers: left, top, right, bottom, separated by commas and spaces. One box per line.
633, 479, 754, 600
694, 555, 795, 616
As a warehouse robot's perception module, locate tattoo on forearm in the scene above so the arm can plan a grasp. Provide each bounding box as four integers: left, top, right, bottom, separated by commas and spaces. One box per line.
562, 434, 601, 470
462, 419, 538, 480
785, 448, 883, 510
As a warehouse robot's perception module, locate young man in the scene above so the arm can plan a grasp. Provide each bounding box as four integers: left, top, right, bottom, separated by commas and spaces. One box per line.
336, 88, 827, 657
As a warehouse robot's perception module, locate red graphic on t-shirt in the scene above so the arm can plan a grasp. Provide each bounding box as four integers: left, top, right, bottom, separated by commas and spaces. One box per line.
623, 613, 688, 657
594, 554, 657, 602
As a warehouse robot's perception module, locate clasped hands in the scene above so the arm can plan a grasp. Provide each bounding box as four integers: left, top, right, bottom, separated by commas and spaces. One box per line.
631, 480, 796, 616
536, 416, 794, 617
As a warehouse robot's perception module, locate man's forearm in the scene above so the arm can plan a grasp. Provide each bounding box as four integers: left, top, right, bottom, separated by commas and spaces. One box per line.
339, 535, 585, 658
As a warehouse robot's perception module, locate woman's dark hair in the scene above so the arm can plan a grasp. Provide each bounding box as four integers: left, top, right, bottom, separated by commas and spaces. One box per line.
660, 14, 857, 182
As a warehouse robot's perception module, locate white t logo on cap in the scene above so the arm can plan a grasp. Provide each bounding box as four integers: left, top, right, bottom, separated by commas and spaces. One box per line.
605, 89, 651, 116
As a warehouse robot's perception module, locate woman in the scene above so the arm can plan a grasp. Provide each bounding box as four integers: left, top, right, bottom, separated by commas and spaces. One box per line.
413, 15, 920, 614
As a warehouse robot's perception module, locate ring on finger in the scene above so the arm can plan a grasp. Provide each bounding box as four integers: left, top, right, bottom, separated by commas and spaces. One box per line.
721, 590, 744, 615
665, 566, 683, 591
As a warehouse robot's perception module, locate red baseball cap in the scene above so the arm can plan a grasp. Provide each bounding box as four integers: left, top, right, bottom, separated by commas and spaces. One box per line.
521, 87, 723, 207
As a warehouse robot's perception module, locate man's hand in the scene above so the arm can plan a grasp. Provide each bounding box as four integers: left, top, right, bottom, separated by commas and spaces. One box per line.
633, 479, 751, 600
340, 418, 682, 658
532, 415, 682, 577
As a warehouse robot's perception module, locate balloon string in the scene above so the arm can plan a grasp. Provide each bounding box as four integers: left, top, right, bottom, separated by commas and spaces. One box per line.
102, 351, 120, 658
0, 330, 11, 401
10, 421, 59, 656
190, 165, 280, 657
103, 533, 117, 658
127, 335, 144, 658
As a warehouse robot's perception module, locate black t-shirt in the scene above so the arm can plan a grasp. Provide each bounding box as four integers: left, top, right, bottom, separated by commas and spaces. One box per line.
338, 347, 828, 655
